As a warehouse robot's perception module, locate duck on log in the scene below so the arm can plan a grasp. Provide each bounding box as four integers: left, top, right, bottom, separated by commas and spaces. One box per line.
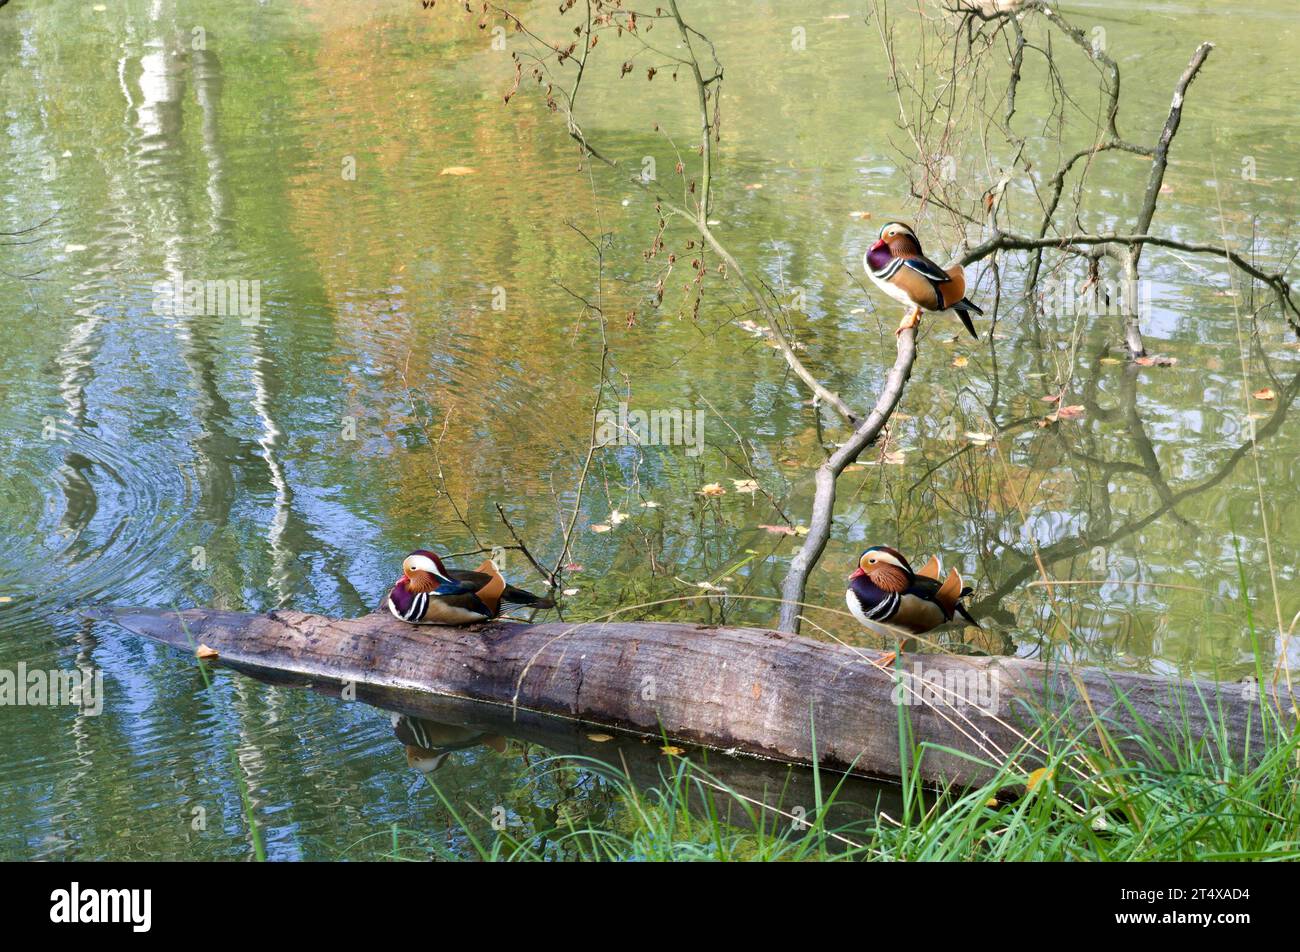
96, 606, 1294, 789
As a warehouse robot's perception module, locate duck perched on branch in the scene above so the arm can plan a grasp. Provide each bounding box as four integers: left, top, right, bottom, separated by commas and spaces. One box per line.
846, 546, 978, 665
386, 550, 554, 625
864, 221, 982, 338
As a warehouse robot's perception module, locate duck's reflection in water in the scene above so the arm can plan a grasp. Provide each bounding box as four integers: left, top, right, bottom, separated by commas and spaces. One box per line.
391, 714, 507, 774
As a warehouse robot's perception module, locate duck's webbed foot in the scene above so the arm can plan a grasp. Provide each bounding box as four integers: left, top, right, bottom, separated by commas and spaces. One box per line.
896, 306, 922, 335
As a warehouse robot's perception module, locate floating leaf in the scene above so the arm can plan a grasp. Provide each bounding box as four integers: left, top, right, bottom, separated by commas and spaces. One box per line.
951, 355, 969, 368
64, 243, 88, 253
562, 588, 580, 596
697, 482, 726, 496
564, 562, 583, 572
590, 524, 612, 533
196, 644, 219, 660
1135, 355, 1177, 367
743, 183, 763, 190
758, 524, 797, 535
1254, 387, 1276, 401
793, 525, 810, 536
0, 596, 11, 604
660, 745, 685, 756
586, 733, 614, 743
439, 166, 477, 176
1040, 393, 1063, 404
1038, 406, 1084, 426
608, 509, 628, 526
732, 478, 760, 494
1099, 356, 1122, 365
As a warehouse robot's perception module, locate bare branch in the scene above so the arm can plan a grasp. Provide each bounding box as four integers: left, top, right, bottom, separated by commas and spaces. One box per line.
778, 328, 919, 633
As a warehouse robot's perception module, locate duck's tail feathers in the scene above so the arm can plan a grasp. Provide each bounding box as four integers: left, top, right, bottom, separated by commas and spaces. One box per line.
955, 597, 981, 628
502, 583, 555, 609
953, 300, 981, 338
917, 555, 942, 580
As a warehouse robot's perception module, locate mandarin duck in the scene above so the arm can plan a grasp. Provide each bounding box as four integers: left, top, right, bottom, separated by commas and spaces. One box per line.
864, 221, 982, 338
385, 549, 554, 625
846, 546, 978, 665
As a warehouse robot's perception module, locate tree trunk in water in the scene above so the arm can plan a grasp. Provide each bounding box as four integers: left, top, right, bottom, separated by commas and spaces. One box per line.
98, 606, 1292, 789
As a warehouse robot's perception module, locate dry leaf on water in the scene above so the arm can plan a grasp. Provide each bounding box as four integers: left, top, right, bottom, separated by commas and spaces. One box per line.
439, 166, 477, 176
758, 524, 797, 535
951, 355, 969, 368
1038, 405, 1085, 426
732, 478, 760, 494
698, 482, 726, 496
1254, 387, 1276, 401
590, 524, 611, 533
196, 644, 219, 660
1135, 355, 1177, 367
586, 733, 614, 743
660, 745, 685, 756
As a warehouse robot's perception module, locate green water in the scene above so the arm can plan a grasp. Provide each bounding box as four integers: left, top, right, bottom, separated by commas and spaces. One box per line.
0, 0, 1297, 859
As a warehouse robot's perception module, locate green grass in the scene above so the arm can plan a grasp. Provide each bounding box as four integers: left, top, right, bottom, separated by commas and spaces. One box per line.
372, 687, 1299, 861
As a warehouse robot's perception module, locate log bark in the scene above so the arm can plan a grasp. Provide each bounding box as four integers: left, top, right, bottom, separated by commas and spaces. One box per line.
97, 606, 1294, 789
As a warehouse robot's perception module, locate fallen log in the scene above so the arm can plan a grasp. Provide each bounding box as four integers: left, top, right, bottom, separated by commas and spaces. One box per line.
97, 606, 1295, 789
229, 668, 904, 831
